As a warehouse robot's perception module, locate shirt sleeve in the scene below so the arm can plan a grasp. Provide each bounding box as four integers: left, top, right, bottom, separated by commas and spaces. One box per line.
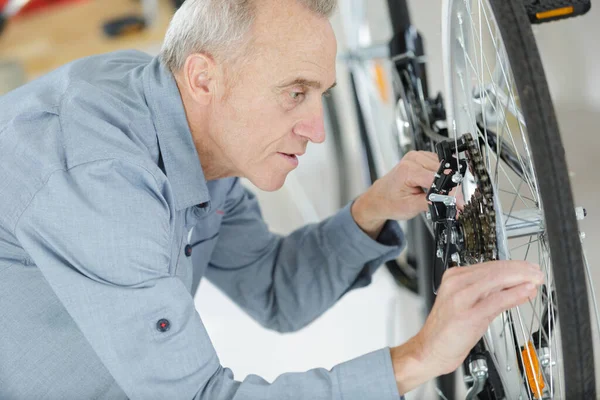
14, 160, 403, 400
206, 179, 406, 333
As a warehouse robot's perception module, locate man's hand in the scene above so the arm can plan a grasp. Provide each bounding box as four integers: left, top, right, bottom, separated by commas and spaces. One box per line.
351, 151, 439, 239
390, 260, 544, 394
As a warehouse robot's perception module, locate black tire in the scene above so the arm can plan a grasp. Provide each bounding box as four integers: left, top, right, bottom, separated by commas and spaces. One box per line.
453, 0, 596, 396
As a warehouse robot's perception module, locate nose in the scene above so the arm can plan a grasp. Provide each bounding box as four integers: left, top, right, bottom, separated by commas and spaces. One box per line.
293, 102, 326, 144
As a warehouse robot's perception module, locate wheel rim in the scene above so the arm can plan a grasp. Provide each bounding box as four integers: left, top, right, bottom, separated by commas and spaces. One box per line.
445, 0, 568, 398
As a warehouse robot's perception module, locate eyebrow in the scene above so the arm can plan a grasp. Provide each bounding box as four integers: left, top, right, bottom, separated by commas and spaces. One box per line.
277, 78, 337, 92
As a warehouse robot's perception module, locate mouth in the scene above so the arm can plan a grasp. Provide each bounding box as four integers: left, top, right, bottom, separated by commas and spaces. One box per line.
278, 152, 300, 166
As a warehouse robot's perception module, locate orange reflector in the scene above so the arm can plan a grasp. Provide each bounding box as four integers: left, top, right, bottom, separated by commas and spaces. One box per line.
522, 342, 546, 398
373, 62, 389, 103
536, 6, 574, 20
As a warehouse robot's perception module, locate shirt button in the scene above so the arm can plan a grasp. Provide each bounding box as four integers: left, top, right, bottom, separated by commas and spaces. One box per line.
185, 244, 192, 257
157, 319, 170, 332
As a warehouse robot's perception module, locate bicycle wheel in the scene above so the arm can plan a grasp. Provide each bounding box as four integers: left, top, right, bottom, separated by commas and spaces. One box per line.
442, 0, 595, 398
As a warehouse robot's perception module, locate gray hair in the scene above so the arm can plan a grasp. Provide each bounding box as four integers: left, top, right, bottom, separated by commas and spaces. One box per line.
160, 0, 337, 72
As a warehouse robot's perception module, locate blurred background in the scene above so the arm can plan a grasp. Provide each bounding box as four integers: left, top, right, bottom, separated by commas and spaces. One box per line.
1, 0, 598, 398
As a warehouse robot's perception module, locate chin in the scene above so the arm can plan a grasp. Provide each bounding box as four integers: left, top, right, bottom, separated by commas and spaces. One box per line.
249, 172, 288, 192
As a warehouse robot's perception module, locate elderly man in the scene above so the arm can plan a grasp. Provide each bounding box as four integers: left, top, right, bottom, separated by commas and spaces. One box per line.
0, 0, 543, 398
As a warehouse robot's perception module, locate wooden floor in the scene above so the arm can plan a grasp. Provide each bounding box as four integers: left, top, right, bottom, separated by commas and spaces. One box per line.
0, 0, 172, 80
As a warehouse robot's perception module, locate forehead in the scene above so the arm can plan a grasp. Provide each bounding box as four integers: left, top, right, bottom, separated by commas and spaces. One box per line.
250, 0, 337, 83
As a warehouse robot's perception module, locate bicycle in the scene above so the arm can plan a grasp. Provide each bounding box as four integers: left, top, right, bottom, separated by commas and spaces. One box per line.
336, 0, 598, 398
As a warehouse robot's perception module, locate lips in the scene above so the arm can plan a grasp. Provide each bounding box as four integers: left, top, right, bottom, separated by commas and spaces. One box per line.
278, 152, 300, 167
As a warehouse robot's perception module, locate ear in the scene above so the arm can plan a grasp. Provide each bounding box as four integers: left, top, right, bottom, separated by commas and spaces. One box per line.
182, 53, 218, 106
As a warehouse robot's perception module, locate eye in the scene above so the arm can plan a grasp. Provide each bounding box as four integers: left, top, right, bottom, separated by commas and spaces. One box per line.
290, 91, 305, 101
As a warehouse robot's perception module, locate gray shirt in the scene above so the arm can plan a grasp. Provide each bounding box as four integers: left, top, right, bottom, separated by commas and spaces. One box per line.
0, 50, 405, 400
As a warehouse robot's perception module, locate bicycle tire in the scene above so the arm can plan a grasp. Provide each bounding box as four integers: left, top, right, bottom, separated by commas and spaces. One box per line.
444, 0, 596, 397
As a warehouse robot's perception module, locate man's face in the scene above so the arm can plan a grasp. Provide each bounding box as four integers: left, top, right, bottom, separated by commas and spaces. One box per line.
207, 0, 337, 191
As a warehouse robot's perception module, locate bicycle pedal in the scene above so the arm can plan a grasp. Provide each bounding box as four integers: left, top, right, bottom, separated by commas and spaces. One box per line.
524, 0, 591, 24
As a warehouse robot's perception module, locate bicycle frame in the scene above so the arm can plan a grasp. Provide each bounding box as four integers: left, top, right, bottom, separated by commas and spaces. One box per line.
386, 0, 430, 98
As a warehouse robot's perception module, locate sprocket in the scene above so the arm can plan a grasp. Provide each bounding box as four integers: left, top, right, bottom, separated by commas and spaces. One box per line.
459, 133, 498, 264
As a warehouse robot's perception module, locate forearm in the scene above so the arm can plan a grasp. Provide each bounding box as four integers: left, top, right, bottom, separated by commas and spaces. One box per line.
201, 348, 402, 400
209, 200, 404, 333
266, 202, 404, 331
208, 181, 405, 333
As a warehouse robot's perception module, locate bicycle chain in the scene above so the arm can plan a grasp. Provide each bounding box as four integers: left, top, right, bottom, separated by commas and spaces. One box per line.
458, 133, 498, 264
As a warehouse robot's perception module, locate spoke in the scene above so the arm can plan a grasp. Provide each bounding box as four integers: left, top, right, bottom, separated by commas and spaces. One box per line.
475, 126, 536, 209
504, 213, 540, 225
509, 238, 540, 252
461, 0, 539, 205
456, 13, 472, 199
494, 32, 502, 188
479, 4, 541, 202
498, 119, 538, 203
473, 4, 536, 188
501, 310, 512, 371
498, 188, 536, 205
506, 179, 525, 218
492, 92, 510, 188
497, 159, 536, 210
525, 285, 552, 349
523, 235, 534, 261
460, 4, 537, 199
527, 289, 541, 353
524, 240, 542, 348
477, 0, 492, 173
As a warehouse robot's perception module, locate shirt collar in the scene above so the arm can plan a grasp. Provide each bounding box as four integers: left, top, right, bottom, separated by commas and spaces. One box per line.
142, 57, 210, 211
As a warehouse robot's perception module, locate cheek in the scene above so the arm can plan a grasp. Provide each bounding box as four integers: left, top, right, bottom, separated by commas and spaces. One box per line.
245, 100, 292, 147
213, 106, 272, 161
216, 91, 293, 159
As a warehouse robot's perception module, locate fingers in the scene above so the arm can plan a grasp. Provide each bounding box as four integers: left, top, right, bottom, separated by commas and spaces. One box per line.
413, 193, 429, 213
449, 186, 465, 206
419, 151, 441, 164
473, 282, 538, 324
401, 157, 438, 190
444, 260, 540, 285
405, 151, 440, 172
440, 261, 543, 309
408, 165, 437, 189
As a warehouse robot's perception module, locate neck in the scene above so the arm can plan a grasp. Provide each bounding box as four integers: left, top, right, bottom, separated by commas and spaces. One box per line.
174, 75, 236, 181
191, 133, 235, 181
